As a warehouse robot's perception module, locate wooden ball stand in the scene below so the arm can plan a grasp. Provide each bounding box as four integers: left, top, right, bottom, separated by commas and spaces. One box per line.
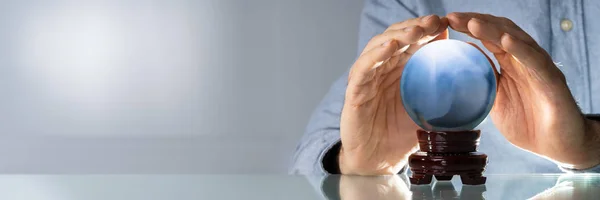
409, 129, 488, 185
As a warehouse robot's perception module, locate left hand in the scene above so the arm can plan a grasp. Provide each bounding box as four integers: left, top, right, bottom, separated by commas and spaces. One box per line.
446, 12, 600, 169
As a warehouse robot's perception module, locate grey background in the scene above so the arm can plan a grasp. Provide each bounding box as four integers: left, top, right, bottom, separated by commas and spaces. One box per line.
0, 0, 364, 173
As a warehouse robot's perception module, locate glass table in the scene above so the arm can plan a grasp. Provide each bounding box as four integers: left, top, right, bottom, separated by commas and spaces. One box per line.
0, 174, 597, 199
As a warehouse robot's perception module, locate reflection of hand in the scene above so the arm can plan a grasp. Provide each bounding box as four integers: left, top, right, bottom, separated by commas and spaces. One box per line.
339, 175, 411, 200
528, 174, 600, 200
340, 15, 449, 175
447, 12, 600, 169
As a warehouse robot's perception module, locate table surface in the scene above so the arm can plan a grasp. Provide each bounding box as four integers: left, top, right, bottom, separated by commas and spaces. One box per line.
0, 174, 597, 200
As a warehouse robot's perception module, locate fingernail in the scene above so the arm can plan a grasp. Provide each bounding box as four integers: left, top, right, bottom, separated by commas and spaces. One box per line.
421, 15, 434, 22
501, 33, 513, 42
451, 12, 464, 19
403, 26, 415, 32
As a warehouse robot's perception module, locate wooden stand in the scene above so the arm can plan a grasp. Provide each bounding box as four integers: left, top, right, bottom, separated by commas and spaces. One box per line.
409, 129, 488, 185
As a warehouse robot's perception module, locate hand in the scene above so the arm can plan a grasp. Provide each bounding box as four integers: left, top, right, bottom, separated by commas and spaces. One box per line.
447, 12, 600, 169
340, 15, 449, 175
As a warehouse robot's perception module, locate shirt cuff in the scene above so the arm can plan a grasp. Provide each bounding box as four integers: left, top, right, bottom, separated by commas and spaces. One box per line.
559, 163, 600, 173
322, 141, 342, 174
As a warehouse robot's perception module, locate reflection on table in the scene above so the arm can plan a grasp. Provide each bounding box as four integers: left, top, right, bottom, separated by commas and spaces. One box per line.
0, 174, 597, 199
321, 174, 600, 200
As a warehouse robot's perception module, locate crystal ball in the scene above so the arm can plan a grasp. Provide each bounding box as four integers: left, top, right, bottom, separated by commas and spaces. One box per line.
400, 39, 497, 131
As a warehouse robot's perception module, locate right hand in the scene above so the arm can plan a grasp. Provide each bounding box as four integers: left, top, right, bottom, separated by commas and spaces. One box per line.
339, 15, 449, 175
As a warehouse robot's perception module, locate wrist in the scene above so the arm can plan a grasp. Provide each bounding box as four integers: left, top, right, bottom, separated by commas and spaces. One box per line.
571, 118, 600, 170
322, 142, 342, 174
337, 146, 364, 175
338, 146, 407, 175
338, 146, 368, 175
338, 147, 349, 174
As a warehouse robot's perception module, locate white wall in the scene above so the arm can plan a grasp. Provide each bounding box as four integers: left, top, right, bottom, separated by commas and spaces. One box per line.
0, 0, 364, 173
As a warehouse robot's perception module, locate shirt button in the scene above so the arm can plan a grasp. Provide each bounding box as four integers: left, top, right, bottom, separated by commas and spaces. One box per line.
560, 19, 573, 31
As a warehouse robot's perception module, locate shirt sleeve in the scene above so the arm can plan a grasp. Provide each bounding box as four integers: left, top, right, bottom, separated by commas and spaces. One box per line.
288, 0, 425, 175
559, 114, 600, 173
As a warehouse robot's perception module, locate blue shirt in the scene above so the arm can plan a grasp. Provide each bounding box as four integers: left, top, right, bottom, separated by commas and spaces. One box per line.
290, 0, 600, 175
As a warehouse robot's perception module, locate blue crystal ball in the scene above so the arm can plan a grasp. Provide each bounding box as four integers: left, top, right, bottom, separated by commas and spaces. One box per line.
400, 39, 497, 131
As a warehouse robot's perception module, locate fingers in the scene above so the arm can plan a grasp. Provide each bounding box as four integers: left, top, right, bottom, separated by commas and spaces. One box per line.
403, 27, 450, 55
399, 19, 450, 56
364, 15, 448, 55
466, 16, 549, 70
447, 12, 538, 47
361, 26, 424, 56
349, 40, 400, 87
481, 40, 503, 54
447, 12, 554, 73
380, 54, 402, 74
381, 23, 450, 90
393, 15, 449, 45
432, 18, 450, 41
448, 12, 519, 30
348, 15, 451, 101
500, 33, 549, 71
388, 15, 443, 34
467, 18, 503, 44
380, 57, 407, 89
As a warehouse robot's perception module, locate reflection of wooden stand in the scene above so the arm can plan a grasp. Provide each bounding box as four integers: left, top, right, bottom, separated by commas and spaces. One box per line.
411, 181, 487, 200
409, 130, 487, 185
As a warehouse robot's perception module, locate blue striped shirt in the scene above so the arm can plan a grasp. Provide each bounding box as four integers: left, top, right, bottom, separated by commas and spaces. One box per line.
291, 0, 600, 175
